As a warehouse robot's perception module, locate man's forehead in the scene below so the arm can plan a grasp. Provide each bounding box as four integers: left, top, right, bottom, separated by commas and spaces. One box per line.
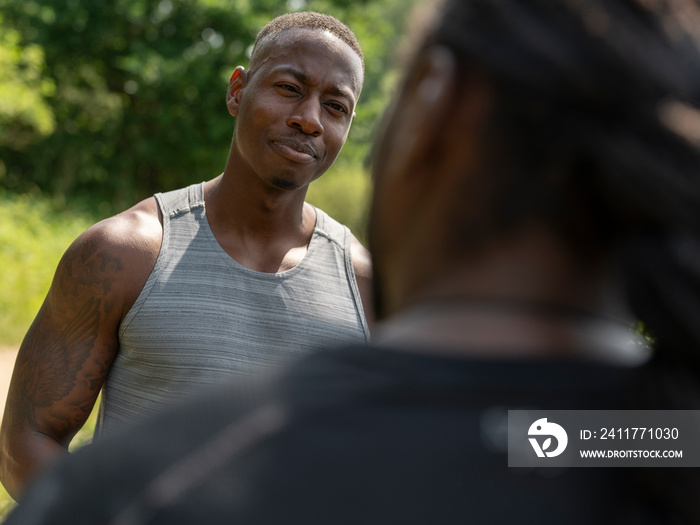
254, 28, 364, 94
258, 27, 356, 59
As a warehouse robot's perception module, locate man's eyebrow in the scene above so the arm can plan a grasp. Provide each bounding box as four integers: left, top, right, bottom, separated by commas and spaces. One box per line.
276, 67, 356, 102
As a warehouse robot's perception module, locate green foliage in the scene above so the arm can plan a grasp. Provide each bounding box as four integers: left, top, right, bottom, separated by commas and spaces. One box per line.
0, 191, 93, 346
0, 19, 56, 152
0, 0, 256, 211
0, 0, 417, 217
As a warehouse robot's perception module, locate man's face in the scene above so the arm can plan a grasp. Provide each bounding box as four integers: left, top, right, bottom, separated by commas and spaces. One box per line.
230, 29, 363, 191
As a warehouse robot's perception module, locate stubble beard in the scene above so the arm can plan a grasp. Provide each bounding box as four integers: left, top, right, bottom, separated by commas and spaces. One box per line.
269, 176, 302, 191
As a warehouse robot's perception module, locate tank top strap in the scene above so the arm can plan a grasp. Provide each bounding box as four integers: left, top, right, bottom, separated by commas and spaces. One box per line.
155, 182, 205, 220
312, 206, 351, 251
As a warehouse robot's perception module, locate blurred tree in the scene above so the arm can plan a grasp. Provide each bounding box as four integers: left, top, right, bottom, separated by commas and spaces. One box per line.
0, 15, 55, 170
0, 0, 416, 221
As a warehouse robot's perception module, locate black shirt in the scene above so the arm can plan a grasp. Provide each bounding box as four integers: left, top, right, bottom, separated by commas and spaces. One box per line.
6, 344, 690, 524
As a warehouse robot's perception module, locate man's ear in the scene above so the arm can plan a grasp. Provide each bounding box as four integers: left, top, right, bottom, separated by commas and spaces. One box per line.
226, 66, 248, 117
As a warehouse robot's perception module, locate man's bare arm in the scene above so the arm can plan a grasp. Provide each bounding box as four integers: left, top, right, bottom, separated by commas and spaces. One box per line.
0, 199, 161, 500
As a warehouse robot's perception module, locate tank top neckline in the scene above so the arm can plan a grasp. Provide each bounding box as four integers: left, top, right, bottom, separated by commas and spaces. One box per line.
192, 183, 324, 279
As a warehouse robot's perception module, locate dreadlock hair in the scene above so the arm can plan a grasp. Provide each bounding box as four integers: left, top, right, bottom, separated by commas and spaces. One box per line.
422, 0, 700, 240
410, 0, 700, 370
251, 11, 364, 73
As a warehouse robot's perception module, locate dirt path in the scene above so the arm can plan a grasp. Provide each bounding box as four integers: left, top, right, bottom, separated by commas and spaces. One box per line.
0, 347, 18, 418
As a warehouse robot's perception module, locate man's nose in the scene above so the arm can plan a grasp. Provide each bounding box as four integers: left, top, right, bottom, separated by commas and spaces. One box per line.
287, 98, 324, 136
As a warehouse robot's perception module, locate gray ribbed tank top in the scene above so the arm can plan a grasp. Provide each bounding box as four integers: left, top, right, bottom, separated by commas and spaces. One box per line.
96, 182, 369, 436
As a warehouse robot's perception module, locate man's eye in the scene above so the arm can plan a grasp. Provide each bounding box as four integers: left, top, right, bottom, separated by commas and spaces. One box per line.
327, 102, 347, 114
277, 83, 299, 93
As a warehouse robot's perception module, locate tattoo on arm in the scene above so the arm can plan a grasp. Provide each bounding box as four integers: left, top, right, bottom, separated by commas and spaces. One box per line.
19, 298, 100, 409
14, 238, 125, 435
64, 238, 124, 297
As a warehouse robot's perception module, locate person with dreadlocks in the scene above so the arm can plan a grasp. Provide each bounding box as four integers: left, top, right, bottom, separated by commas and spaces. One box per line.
0, 11, 372, 501
5, 0, 700, 522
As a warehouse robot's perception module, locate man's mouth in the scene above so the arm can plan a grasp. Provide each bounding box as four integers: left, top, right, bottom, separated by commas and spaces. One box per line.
272, 139, 317, 163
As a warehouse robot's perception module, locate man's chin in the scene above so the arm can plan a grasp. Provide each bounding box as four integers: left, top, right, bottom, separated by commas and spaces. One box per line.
270, 177, 302, 191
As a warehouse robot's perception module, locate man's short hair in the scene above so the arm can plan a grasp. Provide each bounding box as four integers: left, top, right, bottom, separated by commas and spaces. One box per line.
252, 11, 364, 72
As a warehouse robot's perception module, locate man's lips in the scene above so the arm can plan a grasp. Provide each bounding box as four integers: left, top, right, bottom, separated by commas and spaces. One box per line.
272, 139, 317, 163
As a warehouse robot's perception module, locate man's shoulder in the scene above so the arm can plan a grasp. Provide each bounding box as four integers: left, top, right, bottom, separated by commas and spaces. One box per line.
82, 197, 162, 255
55, 197, 162, 295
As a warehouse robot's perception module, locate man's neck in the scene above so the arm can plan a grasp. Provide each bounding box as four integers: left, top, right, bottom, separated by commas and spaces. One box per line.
202, 174, 316, 273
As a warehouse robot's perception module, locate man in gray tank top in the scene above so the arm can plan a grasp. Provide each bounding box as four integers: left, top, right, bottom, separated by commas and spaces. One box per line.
0, 12, 372, 501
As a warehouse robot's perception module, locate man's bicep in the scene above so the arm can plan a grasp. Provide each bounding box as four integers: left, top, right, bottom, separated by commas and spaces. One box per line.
9, 305, 109, 441
6, 231, 126, 441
